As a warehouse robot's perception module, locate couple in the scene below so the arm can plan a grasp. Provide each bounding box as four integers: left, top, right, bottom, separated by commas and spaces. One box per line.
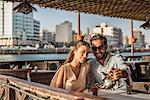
50, 34, 131, 92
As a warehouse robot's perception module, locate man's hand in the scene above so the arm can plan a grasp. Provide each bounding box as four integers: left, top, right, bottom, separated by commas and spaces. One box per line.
112, 68, 123, 81
109, 68, 123, 81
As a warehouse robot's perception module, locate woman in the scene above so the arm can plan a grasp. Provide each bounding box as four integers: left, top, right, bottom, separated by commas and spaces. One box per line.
50, 40, 90, 92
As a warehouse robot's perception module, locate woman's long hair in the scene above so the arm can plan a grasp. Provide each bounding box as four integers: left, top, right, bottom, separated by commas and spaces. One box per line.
63, 40, 90, 64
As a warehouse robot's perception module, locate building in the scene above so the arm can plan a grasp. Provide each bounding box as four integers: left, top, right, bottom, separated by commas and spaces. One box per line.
33, 19, 40, 45
123, 35, 129, 46
84, 33, 91, 43
133, 29, 145, 48
72, 30, 76, 42
87, 27, 90, 35
93, 23, 123, 46
40, 29, 55, 43
56, 21, 72, 43
0, 1, 40, 46
40, 29, 55, 48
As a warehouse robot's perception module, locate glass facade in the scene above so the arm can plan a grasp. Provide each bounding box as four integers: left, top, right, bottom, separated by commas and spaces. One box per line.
0, 1, 39, 46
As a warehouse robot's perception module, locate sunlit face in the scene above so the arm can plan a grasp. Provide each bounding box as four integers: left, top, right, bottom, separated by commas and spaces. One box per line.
74, 45, 90, 63
91, 39, 107, 59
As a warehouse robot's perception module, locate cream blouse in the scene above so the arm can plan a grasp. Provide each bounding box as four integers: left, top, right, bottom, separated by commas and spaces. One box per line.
50, 62, 89, 92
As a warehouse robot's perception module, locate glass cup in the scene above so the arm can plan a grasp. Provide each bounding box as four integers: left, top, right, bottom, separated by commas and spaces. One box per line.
126, 85, 132, 94
91, 85, 99, 96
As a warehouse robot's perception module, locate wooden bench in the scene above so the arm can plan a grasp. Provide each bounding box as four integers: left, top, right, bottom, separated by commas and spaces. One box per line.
30, 70, 56, 85
0, 69, 27, 80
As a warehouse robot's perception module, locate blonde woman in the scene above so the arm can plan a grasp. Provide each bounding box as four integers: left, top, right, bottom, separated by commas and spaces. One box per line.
50, 40, 90, 92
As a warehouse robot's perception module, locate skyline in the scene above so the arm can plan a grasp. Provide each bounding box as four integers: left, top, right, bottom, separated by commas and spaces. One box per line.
34, 6, 150, 43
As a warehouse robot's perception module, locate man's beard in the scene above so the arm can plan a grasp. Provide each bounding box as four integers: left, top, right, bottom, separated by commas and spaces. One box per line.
95, 52, 104, 59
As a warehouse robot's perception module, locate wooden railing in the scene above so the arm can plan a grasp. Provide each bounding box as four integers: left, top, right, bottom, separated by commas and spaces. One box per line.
122, 53, 150, 62
0, 69, 56, 85
0, 75, 106, 100
0, 54, 149, 100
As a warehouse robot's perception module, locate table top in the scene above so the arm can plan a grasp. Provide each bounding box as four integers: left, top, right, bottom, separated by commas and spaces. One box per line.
126, 60, 149, 64
31, 70, 56, 73
88, 89, 150, 100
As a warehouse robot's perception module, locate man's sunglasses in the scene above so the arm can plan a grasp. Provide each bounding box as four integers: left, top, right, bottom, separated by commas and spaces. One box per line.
92, 45, 106, 51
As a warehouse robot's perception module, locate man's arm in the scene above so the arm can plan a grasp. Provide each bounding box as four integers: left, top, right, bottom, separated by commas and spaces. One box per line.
109, 55, 131, 81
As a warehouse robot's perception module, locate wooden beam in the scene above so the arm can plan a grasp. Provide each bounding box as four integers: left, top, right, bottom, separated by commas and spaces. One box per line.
78, 11, 80, 35
130, 19, 134, 59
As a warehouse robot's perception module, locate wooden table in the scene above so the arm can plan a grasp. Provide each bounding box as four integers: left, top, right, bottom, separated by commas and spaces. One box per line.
88, 89, 150, 100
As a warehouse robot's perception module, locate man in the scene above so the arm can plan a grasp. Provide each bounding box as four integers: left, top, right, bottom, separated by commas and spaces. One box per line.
88, 34, 132, 90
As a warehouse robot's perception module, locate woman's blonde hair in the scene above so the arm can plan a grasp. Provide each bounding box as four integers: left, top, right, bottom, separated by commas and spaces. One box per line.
63, 40, 90, 64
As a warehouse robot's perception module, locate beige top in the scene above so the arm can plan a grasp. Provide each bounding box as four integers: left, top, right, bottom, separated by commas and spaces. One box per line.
50, 62, 89, 92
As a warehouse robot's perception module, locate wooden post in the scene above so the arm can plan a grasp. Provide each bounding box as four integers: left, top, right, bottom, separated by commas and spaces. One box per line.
130, 19, 134, 59
5, 86, 10, 100
76, 11, 84, 41
78, 11, 80, 35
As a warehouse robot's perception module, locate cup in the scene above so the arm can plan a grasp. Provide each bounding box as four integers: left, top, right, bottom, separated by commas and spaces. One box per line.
126, 85, 132, 94
91, 85, 99, 96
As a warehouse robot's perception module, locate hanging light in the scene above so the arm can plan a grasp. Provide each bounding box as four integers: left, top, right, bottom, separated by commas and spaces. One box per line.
140, 19, 150, 30
13, 1, 37, 14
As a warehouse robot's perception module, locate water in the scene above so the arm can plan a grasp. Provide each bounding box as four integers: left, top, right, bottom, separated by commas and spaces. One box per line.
119, 52, 150, 57
0, 52, 149, 63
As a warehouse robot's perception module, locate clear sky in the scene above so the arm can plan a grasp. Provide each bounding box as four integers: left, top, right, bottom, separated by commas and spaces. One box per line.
34, 6, 150, 43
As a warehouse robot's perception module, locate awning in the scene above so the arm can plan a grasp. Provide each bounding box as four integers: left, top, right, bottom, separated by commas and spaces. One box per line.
3, 0, 150, 21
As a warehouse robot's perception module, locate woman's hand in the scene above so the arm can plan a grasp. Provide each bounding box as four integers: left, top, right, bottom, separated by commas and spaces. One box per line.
76, 34, 84, 41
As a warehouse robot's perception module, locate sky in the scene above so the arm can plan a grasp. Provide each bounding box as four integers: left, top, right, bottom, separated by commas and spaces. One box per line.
34, 6, 150, 43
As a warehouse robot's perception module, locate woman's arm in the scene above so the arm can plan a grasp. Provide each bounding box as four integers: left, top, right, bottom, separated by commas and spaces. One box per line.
50, 67, 65, 88
55, 68, 64, 88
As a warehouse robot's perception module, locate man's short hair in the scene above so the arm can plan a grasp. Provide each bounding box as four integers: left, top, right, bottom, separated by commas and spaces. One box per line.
90, 34, 107, 46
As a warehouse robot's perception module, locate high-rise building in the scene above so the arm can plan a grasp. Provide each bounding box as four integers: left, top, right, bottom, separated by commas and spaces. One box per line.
72, 30, 76, 42
33, 19, 40, 44
87, 27, 90, 35
123, 35, 129, 46
56, 21, 72, 43
84, 33, 91, 43
0, 1, 13, 46
93, 23, 123, 46
133, 29, 145, 48
0, 1, 40, 46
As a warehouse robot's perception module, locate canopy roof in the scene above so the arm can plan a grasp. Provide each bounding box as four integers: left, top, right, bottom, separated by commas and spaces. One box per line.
3, 0, 150, 21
